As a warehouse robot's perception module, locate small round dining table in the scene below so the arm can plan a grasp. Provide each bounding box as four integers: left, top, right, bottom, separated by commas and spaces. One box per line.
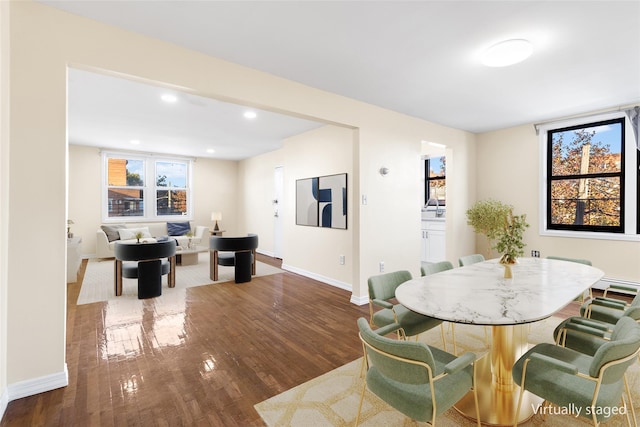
395, 257, 604, 425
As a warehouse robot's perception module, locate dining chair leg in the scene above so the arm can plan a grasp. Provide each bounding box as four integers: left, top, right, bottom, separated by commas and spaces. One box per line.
355, 380, 367, 426
439, 324, 448, 353
624, 375, 637, 427
513, 361, 528, 427
472, 363, 481, 427
450, 323, 457, 356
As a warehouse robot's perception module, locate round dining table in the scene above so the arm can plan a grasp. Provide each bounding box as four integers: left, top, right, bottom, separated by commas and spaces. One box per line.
395, 257, 604, 425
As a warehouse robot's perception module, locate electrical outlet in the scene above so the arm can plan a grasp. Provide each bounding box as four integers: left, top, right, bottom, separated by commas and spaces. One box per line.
362, 194, 367, 205
379, 261, 385, 273
531, 250, 540, 258
339, 255, 345, 265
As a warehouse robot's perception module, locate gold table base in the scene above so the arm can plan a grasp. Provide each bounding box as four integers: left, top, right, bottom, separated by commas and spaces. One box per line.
455, 324, 543, 426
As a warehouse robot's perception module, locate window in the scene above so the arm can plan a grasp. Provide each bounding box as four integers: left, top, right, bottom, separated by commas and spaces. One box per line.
542, 113, 639, 239
424, 156, 446, 206
104, 153, 192, 221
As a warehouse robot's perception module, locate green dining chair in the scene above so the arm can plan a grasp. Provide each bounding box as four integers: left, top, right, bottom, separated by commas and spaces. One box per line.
581, 285, 640, 325
355, 318, 481, 427
513, 316, 640, 427
553, 316, 640, 426
368, 270, 447, 349
418, 261, 460, 354
458, 254, 485, 267
420, 260, 454, 277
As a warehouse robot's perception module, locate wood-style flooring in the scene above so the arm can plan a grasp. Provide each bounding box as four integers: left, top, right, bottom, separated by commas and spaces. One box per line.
0, 256, 608, 426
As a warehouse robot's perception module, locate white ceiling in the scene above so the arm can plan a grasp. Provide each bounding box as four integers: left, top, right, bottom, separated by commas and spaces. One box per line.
50, 1, 640, 159
68, 69, 325, 160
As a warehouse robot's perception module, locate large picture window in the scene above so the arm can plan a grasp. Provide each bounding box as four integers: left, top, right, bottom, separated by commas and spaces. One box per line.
547, 118, 624, 232
542, 112, 639, 238
104, 153, 192, 221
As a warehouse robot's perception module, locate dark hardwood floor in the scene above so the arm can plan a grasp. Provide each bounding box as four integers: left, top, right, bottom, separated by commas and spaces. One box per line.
1, 256, 614, 426
2, 255, 369, 426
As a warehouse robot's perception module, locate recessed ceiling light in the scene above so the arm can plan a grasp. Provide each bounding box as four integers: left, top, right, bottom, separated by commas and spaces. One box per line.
206, 148, 215, 154
161, 94, 178, 103
130, 139, 141, 145
243, 111, 257, 119
482, 39, 533, 67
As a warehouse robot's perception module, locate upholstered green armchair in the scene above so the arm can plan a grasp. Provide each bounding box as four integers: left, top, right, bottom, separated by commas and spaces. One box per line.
553, 315, 640, 426
513, 317, 640, 427
458, 254, 485, 267
367, 270, 447, 348
581, 284, 640, 325
355, 318, 480, 426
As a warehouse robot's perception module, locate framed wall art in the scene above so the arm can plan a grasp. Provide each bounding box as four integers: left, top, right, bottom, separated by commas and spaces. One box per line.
296, 173, 347, 229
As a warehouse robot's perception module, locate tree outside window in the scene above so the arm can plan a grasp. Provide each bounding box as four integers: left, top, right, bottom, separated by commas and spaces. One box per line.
547, 118, 624, 233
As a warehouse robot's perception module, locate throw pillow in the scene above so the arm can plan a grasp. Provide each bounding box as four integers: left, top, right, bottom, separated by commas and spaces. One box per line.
101, 224, 126, 242
167, 221, 191, 236
118, 227, 152, 241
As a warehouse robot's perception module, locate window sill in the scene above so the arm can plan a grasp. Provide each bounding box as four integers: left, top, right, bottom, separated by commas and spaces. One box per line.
540, 229, 640, 242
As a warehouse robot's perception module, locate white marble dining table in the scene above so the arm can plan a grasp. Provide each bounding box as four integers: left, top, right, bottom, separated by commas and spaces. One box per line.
395, 257, 605, 425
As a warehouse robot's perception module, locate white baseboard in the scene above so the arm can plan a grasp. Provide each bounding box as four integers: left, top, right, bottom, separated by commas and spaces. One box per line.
350, 294, 369, 306
0, 386, 8, 423
256, 249, 275, 258
7, 365, 68, 402
281, 264, 352, 293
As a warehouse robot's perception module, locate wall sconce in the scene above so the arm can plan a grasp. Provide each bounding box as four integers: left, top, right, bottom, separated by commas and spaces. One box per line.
211, 212, 222, 231
379, 167, 390, 176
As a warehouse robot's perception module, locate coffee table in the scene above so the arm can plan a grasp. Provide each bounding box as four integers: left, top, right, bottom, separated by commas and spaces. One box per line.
175, 245, 207, 266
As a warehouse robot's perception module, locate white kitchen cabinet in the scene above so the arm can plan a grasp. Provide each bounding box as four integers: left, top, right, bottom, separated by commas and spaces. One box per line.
421, 220, 446, 263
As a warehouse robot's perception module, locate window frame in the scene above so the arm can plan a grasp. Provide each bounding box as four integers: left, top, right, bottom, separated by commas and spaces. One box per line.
102, 151, 193, 223
424, 155, 446, 207
539, 111, 639, 241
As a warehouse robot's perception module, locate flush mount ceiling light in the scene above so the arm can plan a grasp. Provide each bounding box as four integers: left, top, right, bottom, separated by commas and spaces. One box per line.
243, 111, 257, 119
206, 148, 215, 154
130, 139, 140, 145
161, 93, 178, 103
482, 39, 533, 67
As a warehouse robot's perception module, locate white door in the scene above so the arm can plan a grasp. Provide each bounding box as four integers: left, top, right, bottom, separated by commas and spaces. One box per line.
273, 166, 284, 259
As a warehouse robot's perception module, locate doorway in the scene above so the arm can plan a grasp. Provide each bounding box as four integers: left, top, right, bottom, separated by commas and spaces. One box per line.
273, 166, 284, 259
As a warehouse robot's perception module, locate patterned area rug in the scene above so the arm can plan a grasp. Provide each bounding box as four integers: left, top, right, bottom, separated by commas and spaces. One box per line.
255, 317, 640, 426
77, 252, 283, 305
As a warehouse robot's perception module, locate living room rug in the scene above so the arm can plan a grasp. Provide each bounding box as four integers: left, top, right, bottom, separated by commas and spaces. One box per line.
77, 252, 283, 305
255, 318, 640, 427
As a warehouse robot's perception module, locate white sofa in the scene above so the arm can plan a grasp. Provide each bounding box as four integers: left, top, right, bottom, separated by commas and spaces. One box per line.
96, 221, 208, 258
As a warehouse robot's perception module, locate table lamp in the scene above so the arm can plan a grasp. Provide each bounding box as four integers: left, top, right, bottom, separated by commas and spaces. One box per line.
211, 212, 222, 231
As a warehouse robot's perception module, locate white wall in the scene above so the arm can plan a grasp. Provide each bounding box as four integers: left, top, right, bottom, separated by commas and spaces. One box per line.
476, 124, 640, 283
68, 145, 240, 256
2, 0, 477, 404
239, 125, 355, 288
0, 0, 9, 414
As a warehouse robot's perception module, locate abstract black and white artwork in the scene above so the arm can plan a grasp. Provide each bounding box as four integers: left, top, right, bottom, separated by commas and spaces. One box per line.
296, 173, 347, 229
